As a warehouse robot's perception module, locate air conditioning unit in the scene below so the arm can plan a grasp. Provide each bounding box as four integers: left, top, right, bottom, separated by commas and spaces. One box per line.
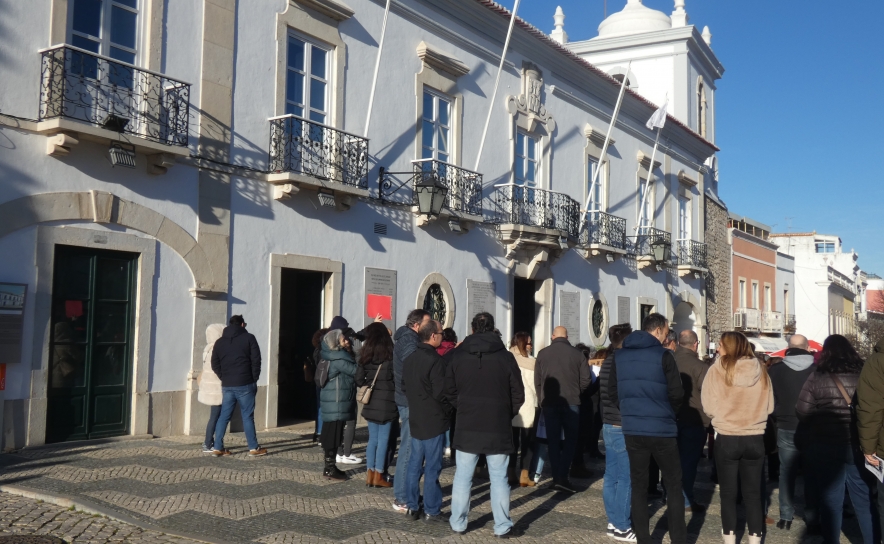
733, 312, 744, 328
744, 309, 760, 329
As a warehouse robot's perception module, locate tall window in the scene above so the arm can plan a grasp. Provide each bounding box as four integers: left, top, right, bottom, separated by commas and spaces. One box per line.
697, 78, 707, 137
422, 90, 451, 163
70, 0, 139, 64
677, 196, 690, 240
515, 131, 539, 187
286, 35, 329, 123
587, 158, 603, 212
784, 290, 790, 314
739, 279, 746, 308
815, 241, 835, 253
752, 281, 760, 309
638, 179, 654, 229
765, 285, 772, 311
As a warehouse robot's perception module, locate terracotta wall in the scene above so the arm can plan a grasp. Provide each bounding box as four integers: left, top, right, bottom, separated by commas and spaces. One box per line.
732, 236, 777, 312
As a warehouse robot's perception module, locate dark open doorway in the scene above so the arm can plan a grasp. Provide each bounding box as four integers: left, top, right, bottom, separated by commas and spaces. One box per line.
513, 278, 539, 347
278, 269, 326, 426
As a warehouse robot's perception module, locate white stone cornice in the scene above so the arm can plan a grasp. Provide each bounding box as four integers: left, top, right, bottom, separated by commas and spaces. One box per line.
677, 170, 698, 187
293, 0, 354, 21
416, 41, 470, 79
637, 150, 662, 170
583, 123, 615, 147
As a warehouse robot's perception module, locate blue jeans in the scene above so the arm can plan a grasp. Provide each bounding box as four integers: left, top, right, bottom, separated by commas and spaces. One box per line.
315, 385, 323, 434
214, 383, 259, 451
203, 404, 222, 449
777, 428, 800, 521
450, 451, 513, 535
406, 432, 445, 515
366, 421, 392, 472
544, 404, 580, 482
678, 425, 707, 507
530, 442, 549, 477
810, 442, 877, 544
603, 425, 632, 531
393, 406, 412, 504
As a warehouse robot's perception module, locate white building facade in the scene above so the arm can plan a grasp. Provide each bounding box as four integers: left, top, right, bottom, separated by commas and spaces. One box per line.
0, 0, 721, 447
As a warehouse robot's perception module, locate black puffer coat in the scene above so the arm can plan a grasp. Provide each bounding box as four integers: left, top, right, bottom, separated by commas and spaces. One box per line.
445, 332, 524, 455
356, 360, 398, 424
796, 366, 860, 446
599, 351, 621, 425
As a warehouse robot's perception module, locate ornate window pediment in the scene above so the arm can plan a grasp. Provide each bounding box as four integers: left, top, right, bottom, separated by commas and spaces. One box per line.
506, 62, 555, 133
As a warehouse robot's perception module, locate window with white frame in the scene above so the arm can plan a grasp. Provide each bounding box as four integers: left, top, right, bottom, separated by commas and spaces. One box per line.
815, 241, 836, 253
421, 90, 451, 163
678, 196, 690, 240
638, 179, 654, 229
752, 281, 760, 309
69, 0, 139, 64
739, 279, 746, 308
286, 34, 330, 124
587, 157, 604, 212
515, 131, 539, 187
765, 284, 772, 311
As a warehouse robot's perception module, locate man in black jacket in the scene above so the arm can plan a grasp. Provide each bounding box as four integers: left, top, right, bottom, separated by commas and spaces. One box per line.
769, 333, 815, 529
673, 330, 710, 513
402, 319, 451, 522
446, 312, 525, 538
210, 315, 266, 457
534, 326, 592, 492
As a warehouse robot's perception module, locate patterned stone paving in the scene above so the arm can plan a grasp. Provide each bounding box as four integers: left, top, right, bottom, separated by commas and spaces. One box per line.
0, 426, 864, 543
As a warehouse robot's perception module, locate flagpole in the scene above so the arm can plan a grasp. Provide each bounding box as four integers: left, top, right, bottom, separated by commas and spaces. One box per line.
363, 0, 393, 138
578, 60, 631, 236
636, 126, 662, 233
474, 0, 521, 172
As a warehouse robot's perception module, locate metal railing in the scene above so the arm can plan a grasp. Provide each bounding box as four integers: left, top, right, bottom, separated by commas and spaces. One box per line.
628, 227, 671, 259
269, 114, 369, 189
785, 314, 797, 331
493, 185, 580, 238
827, 267, 857, 295
412, 159, 482, 216
579, 211, 627, 250
676, 239, 708, 269
39, 45, 190, 146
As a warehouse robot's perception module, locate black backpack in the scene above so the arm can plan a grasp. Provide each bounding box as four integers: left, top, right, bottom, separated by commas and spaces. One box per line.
314, 358, 331, 388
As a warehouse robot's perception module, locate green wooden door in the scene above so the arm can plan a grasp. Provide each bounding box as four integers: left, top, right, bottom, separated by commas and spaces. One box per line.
47, 245, 137, 443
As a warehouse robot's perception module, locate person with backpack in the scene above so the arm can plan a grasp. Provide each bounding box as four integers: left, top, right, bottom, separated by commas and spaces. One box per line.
356, 323, 397, 488
198, 324, 225, 453
317, 329, 358, 481
796, 335, 876, 544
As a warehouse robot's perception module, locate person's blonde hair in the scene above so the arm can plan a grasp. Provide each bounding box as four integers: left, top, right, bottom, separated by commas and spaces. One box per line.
719, 331, 765, 387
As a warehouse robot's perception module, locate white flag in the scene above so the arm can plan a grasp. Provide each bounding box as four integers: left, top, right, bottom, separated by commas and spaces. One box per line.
646, 100, 668, 130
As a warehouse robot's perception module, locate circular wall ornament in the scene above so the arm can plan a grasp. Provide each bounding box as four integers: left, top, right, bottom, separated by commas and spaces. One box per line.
587, 292, 609, 346
415, 273, 455, 328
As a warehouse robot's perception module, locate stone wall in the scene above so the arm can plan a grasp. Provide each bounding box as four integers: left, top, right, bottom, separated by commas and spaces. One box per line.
705, 196, 731, 346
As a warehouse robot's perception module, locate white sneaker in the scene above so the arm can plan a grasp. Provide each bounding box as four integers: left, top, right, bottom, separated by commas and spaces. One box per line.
612, 528, 637, 542
338, 454, 362, 464
444, 448, 452, 457
607, 523, 615, 538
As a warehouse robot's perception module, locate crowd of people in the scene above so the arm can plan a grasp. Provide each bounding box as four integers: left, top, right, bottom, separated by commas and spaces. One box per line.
196, 309, 884, 543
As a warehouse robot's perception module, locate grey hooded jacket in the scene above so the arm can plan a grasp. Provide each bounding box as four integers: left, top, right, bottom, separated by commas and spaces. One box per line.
768, 348, 815, 431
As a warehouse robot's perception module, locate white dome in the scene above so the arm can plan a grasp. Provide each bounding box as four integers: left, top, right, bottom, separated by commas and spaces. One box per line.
597, 0, 671, 39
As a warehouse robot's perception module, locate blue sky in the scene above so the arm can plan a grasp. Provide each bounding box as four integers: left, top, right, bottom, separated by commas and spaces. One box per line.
516, 0, 884, 275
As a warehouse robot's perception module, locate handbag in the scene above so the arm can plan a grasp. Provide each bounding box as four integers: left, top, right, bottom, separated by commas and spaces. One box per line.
357, 363, 383, 405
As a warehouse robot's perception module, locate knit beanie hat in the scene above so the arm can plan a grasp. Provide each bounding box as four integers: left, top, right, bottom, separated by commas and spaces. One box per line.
329, 316, 349, 331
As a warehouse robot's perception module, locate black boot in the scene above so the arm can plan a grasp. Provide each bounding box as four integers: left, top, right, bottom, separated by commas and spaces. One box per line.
324, 449, 348, 481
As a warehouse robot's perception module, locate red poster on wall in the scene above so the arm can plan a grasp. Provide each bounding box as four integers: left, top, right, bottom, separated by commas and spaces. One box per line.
366, 294, 393, 321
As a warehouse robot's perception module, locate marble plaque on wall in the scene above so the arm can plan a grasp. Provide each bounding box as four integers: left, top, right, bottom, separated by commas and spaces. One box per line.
467, 280, 496, 328
559, 290, 581, 343
364, 268, 397, 330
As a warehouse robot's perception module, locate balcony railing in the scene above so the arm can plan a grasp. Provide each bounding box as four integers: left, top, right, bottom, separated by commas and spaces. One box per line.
412, 159, 482, 216
628, 227, 671, 260
39, 45, 190, 146
676, 239, 708, 269
494, 185, 580, 238
579, 211, 627, 250
761, 311, 784, 333
269, 114, 369, 189
785, 314, 797, 331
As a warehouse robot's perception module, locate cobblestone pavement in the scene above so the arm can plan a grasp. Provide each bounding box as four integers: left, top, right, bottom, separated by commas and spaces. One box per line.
0, 492, 201, 543
0, 426, 864, 543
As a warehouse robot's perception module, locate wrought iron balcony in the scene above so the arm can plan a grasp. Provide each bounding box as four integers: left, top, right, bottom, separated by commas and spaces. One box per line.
412, 159, 482, 217
676, 239, 708, 269
39, 45, 190, 146
494, 185, 580, 239
579, 211, 627, 250
269, 114, 369, 189
628, 227, 672, 260
785, 314, 797, 332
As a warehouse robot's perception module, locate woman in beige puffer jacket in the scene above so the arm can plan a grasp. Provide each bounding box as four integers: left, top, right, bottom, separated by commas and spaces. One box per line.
509, 331, 538, 487
702, 331, 774, 544
198, 324, 225, 453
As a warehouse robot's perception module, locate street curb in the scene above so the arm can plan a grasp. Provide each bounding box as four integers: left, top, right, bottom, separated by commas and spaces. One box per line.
0, 484, 232, 544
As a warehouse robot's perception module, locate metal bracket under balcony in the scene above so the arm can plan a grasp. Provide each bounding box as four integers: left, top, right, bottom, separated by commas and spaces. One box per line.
628, 227, 672, 271
675, 239, 708, 277
267, 115, 370, 204
578, 211, 628, 261
37, 45, 191, 169
378, 159, 483, 229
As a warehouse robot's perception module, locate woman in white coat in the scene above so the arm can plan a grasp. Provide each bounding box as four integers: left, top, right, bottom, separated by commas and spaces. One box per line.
509, 331, 538, 487
198, 324, 225, 453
